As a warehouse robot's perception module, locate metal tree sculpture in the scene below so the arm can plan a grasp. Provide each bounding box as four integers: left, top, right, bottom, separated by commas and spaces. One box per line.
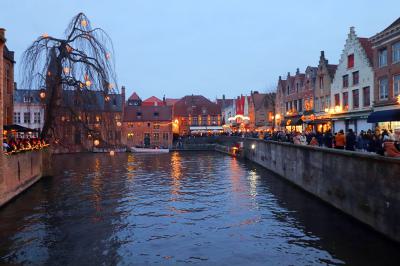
21, 12, 118, 140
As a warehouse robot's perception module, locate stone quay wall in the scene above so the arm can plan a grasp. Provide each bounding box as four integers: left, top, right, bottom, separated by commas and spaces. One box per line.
243, 138, 400, 242
0, 149, 51, 207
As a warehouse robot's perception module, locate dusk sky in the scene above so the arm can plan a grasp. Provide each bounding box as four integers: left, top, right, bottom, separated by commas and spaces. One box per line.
2, 0, 399, 100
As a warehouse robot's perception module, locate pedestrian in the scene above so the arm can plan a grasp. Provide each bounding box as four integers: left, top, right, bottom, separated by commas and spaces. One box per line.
334, 130, 345, 150
345, 129, 356, 151
323, 130, 333, 148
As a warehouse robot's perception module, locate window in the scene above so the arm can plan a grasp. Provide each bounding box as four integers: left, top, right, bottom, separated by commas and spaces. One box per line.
379, 48, 387, 67
23, 96, 32, 103
296, 83, 299, 92
319, 76, 324, 90
153, 112, 159, 117
326, 96, 330, 109
24, 112, 31, 124
347, 54, 354, 68
315, 98, 320, 112
363, 86, 370, 107
379, 77, 389, 100
394, 74, 400, 97
153, 133, 159, 141
287, 85, 290, 95
285, 102, 289, 112
343, 75, 349, 88
293, 100, 298, 111
163, 133, 169, 141
298, 99, 303, 112
5, 64, 11, 94
202, 115, 208, 125
34, 112, 41, 123
153, 124, 160, 130
352, 89, 359, 109
352, 71, 359, 85
334, 94, 340, 107
320, 96, 325, 110
14, 112, 21, 124
192, 117, 198, 125
393, 42, 400, 63
211, 116, 217, 125
343, 92, 348, 111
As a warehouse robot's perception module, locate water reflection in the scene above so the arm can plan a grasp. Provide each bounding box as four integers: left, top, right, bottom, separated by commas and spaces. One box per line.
0, 152, 398, 265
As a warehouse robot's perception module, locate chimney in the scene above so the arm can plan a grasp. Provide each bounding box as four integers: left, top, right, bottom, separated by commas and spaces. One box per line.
320, 51, 325, 59
296, 68, 300, 75
222, 94, 225, 100
121, 86, 126, 108
279, 76, 281, 81
350, 26, 355, 36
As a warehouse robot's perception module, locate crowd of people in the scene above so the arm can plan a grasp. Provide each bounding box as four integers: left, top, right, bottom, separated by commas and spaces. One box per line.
261, 128, 400, 158
2, 137, 48, 155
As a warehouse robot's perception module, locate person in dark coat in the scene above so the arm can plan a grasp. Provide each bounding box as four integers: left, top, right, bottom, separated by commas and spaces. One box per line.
345, 129, 356, 151
323, 130, 333, 148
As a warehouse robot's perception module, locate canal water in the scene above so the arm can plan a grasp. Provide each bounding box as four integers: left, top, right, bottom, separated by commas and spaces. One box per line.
0, 152, 399, 265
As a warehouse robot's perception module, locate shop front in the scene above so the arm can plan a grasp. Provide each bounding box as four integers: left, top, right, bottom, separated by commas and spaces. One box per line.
281, 116, 303, 132
302, 114, 331, 133
367, 108, 400, 132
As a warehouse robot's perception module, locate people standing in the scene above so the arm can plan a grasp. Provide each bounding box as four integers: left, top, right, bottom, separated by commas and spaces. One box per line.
345, 129, 356, 151
323, 130, 333, 148
334, 130, 346, 150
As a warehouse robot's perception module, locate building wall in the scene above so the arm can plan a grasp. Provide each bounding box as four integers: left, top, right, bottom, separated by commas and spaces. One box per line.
2, 51, 14, 125
315, 51, 335, 114
0, 149, 51, 207
370, 25, 400, 110
123, 121, 172, 148
244, 138, 400, 243
330, 28, 374, 133
13, 103, 45, 132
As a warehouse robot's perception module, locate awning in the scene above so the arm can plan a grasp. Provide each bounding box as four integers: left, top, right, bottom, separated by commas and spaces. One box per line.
281, 118, 302, 127
305, 119, 331, 125
367, 109, 400, 123
3, 124, 38, 132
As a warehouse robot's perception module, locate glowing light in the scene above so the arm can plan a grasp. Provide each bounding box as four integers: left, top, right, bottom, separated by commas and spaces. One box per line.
81, 20, 88, 27
63, 67, 70, 74
334, 105, 342, 113
105, 96, 110, 102
275, 114, 281, 120
174, 119, 179, 124
42, 33, 49, 38
397, 95, 400, 104
66, 45, 73, 53
108, 83, 114, 89
109, 150, 115, 156
39, 91, 46, 99
324, 108, 329, 113
85, 80, 92, 87
116, 121, 122, 127
47, 71, 51, 76
251, 144, 256, 150
94, 140, 100, 146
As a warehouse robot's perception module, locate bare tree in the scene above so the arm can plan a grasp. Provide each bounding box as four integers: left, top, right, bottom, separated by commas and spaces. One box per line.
20, 12, 118, 141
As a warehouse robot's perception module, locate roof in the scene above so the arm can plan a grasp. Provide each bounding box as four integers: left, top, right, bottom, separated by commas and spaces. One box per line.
251, 93, 267, 111
62, 90, 123, 112
123, 105, 172, 122
3, 45, 15, 63
216, 98, 234, 109
14, 89, 43, 104
358, 37, 374, 65
128, 92, 141, 101
327, 64, 338, 79
165, 98, 179, 106
173, 95, 221, 117
142, 96, 164, 106
382, 17, 400, 33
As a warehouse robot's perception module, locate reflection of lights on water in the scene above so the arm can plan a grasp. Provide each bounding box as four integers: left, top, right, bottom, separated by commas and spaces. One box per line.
249, 170, 258, 198
126, 154, 136, 179
171, 152, 182, 196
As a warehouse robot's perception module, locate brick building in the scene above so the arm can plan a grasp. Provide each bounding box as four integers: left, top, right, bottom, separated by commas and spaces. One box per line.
13, 89, 45, 135
368, 17, 400, 131
313, 51, 337, 132
123, 92, 172, 148
250, 91, 276, 130
173, 95, 222, 135
2, 41, 14, 126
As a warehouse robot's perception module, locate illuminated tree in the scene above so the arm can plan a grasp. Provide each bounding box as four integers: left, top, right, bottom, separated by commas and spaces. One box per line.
20, 12, 118, 141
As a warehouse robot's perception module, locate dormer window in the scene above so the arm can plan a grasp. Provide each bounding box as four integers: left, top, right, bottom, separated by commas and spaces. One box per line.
23, 96, 32, 103
154, 112, 159, 117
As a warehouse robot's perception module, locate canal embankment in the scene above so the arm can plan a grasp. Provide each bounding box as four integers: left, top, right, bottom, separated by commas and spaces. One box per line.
242, 138, 400, 243
0, 149, 52, 207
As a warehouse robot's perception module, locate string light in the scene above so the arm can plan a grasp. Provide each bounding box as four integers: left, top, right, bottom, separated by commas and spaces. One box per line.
85, 80, 92, 87
42, 33, 49, 38
81, 20, 88, 27
94, 140, 100, 146
106, 53, 111, 59
63, 67, 70, 74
